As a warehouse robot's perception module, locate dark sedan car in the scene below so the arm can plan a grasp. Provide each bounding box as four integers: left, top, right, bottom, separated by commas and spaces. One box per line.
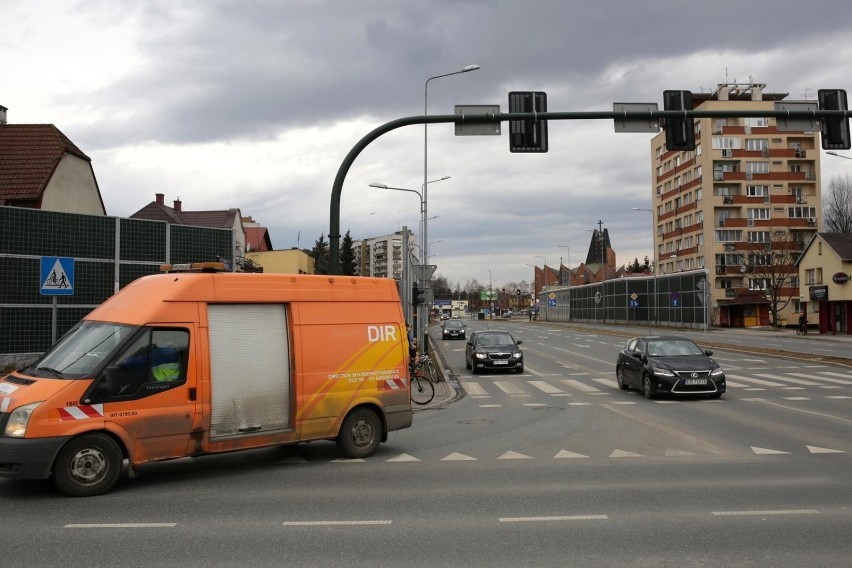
465, 330, 523, 374
442, 319, 466, 340
615, 336, 725, 399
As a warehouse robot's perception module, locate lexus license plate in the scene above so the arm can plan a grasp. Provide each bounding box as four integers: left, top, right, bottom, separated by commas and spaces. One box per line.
684, 378, 707, 385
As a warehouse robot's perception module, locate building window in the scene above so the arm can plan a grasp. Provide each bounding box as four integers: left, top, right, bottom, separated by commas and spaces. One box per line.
744, 117, 770, 127
715, 230, 742, 242
787, 206, 817, 219
748, 231, 770, 243
746, 162, 769, 174
746, 185, 768, 197
746, 139, 768, 150
748, 208, 771, 220
712, 136, 741, 149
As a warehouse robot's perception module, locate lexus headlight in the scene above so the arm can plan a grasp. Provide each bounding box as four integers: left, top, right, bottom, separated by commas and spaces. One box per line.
652, 366, 675, 377
4, 402, 42, 438
711, 367, 724, 376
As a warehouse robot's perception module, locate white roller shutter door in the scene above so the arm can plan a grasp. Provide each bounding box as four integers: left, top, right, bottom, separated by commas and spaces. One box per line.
208, 304, 291, 438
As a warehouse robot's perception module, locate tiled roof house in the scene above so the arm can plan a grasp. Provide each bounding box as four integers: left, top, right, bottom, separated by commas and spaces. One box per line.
0, 122, 106, 215
131, 193, 251, 269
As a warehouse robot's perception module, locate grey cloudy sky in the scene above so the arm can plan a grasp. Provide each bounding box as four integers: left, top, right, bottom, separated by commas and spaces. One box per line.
5, 0, 852, 288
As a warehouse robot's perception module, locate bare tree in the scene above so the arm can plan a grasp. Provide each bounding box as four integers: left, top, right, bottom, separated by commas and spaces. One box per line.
742, 230, 801, 326
823, 174, 852, 234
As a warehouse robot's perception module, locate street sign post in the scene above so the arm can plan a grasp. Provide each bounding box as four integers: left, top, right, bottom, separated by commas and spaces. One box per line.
40, 256, 75, 343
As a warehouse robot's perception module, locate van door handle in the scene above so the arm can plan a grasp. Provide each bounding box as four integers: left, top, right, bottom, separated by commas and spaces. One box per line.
188, 387, 196, 401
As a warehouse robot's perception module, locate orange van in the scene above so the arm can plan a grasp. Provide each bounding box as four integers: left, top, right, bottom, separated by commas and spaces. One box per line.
0, 265, 412, 496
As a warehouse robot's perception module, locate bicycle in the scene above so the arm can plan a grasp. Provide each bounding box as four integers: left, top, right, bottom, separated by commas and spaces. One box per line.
409, 366, 435, 405
797, 322, 808, 335
413, 351, 440, 384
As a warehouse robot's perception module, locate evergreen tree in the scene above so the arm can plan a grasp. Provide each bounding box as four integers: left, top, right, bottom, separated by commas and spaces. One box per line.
311, 233, 329, 275
340, 230, 356, 275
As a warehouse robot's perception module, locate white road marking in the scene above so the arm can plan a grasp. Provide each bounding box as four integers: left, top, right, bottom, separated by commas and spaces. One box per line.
561, 379, 602, 393
528, 380, 564, 394
755, 373, 820, 386
726, 374, 785, 387
712, 510, 818, 517
499, 515, 608, 522
790, 372, 852, 385
282, 520, 392, 526
65, 523, 177, 528
807, 445, 846, 454
461, 382, 488, 396
494, 381, 526, 395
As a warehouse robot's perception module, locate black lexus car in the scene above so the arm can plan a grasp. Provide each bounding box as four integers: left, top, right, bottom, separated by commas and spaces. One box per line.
615, 336, 725, 399
465, 330, 523, 374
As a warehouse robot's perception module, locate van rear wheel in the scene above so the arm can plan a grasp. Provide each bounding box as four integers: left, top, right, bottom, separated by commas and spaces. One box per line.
53, 433, 123, 497
337, 408, 381, 459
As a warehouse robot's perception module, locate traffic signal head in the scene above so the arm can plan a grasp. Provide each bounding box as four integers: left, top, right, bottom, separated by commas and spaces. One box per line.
663, 90, 696, 151
818, 89, 851, 150
509, 91, 548, 153
412, 284, 425, 306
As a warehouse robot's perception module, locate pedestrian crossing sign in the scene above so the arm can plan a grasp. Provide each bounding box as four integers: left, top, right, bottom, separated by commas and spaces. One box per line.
40, 256, 75, 296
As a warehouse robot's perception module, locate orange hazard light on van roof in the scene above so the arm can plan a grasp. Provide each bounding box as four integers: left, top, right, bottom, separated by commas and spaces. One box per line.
160, 262, 226, 273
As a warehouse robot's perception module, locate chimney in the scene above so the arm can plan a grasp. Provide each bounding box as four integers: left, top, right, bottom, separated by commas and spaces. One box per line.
718, 86, 729, 101
173, 197, 182, 212
0, 105, 7, 125
751, 85, 763, 101
155, 193, 165, 205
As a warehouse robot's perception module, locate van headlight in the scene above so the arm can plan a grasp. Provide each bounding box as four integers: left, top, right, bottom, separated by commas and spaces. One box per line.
4, 402, 42, 438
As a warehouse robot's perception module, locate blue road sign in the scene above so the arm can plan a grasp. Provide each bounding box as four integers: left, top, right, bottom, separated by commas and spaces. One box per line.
670, 290, 680, 307
629, 299, 640, 308
547, 299, 557, 307
40, 257, 75, 296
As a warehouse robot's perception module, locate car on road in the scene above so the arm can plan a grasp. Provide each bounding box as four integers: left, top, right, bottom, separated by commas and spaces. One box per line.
441, 319, 466, 340
615, 335, 725, 399
465, 330, 523, 374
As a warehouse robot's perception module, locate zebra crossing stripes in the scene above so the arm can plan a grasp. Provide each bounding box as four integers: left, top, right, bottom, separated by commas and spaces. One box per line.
561, 379, 606, 393
460, 370, 850, 401
754, 373, 821, 386
786, 372, 852, 385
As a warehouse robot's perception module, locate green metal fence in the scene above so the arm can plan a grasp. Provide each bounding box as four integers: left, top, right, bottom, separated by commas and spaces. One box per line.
1, 206, 234, 364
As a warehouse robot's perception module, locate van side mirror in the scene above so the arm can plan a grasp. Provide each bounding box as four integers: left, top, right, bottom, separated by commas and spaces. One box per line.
104, 365, 132, 396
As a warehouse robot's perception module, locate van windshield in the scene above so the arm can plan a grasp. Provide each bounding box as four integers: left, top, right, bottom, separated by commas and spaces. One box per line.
26, 321, 138, 379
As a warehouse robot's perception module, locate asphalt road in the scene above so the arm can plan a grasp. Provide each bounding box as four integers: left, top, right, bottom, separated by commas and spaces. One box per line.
2, 319, 850, 567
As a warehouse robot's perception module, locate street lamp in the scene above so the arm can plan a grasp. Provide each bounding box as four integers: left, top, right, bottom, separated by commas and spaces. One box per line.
633, 207, 658, 326
827, 151, 852, 160
370, 177, 450, 347
424, 65, 479, 269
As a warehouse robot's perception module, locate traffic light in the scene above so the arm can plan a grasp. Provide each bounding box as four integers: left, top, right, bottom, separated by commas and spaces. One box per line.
663, 90, 695, 151
818, 89, 850, 150
509, 91, 548, 153
412, 284, 425, 306
516, 289, 521, 297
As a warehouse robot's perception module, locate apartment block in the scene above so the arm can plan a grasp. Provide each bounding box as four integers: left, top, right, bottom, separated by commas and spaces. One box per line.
354, 229, 417, 279
650, 82, 821, 327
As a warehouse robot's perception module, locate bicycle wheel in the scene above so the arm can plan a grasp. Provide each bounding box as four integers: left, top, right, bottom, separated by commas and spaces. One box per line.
425, 360, 439, 383
410, 375, 435, 405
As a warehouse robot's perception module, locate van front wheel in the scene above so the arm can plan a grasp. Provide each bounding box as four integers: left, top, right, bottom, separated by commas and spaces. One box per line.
337, 408, 381, 459
53, 433, 123, 497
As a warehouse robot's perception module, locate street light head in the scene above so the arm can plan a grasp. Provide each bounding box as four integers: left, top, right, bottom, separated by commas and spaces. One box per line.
462, 64, 480, 72
368, 183, 388, 189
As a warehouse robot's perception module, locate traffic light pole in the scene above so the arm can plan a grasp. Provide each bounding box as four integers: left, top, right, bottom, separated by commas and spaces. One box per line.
329, 106, 850, 274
